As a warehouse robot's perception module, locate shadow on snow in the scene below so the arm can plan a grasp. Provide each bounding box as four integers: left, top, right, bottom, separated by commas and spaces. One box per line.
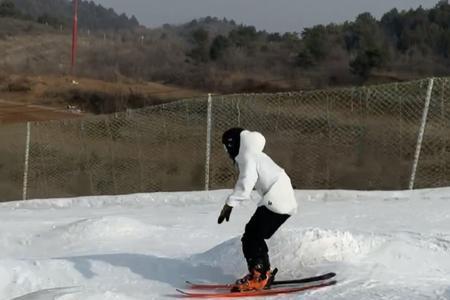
60, 253, 235, 288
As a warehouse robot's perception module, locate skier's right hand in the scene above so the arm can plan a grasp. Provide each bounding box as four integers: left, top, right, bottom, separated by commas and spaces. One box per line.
218, 204, 233, 224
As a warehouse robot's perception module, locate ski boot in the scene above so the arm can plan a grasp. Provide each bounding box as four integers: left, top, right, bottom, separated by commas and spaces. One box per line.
231, 266, 277, 292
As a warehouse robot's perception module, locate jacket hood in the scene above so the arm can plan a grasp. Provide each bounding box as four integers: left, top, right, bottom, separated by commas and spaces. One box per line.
238, 130, 266, 155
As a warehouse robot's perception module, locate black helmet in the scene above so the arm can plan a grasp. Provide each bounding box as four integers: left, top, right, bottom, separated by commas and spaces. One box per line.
222, 127, 244, 160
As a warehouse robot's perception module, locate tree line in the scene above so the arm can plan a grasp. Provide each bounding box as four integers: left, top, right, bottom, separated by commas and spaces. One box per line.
175, 2, 450, 89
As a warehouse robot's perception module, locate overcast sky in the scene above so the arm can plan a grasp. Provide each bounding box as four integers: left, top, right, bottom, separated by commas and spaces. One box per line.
93, 0, 439, 33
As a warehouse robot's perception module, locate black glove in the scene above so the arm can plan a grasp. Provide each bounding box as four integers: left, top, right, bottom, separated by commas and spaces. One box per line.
218, 204, 233, 224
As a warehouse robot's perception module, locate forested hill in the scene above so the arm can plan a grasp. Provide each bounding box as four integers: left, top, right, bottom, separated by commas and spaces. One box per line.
2, 1, 450, 92
0, 0, 139, 30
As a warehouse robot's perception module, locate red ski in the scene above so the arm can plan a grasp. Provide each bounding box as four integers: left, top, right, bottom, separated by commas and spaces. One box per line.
186, 271, 336, 290
176, 280, 337, 298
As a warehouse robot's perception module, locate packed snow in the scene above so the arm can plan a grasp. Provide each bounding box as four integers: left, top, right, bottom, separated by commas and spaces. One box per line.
0, 188, 450, 299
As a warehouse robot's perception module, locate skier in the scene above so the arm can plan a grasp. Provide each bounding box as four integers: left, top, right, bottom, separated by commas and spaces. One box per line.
218, 128, 298, 292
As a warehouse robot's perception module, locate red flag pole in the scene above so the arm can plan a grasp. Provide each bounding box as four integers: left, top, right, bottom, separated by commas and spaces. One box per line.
71, 0, 79, 74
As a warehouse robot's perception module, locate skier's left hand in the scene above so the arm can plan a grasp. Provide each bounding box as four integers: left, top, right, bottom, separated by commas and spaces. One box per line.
218, 204, 233, 224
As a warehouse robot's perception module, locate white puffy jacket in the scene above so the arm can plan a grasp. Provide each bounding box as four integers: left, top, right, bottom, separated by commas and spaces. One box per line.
225, 130, 298, 215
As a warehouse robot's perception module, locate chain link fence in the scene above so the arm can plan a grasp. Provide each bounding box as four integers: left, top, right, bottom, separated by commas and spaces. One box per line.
1, 77, 450, 201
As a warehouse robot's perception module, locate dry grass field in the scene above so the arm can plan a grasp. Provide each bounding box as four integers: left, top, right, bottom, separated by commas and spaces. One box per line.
0, 74, 205, 124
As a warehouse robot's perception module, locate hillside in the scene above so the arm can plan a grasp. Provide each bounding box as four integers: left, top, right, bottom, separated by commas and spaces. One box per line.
1, 0, 140, 30
2, 1, 450, 117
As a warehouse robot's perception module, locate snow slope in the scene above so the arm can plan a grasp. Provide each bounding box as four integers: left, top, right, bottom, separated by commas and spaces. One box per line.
0, 188, 449, 299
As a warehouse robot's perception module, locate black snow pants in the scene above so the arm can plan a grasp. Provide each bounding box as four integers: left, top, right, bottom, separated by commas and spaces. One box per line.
241, 206, 290, 273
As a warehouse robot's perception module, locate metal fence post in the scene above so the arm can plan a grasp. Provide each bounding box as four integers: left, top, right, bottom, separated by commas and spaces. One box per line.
22, 122, 31, 200
205, 93, 213, 191
409, 78, 435, 189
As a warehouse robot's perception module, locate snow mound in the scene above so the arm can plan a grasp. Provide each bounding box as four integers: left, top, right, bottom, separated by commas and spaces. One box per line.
38, 216, 156, 242
367, 231, 450, 279
190, 228, 384, 277
0, 258, 84, 299
191, 227, 450, 282
270, 228, 384, 266
1, 191, 223, 210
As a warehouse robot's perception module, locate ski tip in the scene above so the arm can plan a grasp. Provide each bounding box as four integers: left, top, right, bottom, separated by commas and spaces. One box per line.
176, 289, 189, 295
320, 272, 336, 279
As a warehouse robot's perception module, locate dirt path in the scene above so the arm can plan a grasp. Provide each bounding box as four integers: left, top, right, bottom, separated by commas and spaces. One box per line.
0, 98, 83, 124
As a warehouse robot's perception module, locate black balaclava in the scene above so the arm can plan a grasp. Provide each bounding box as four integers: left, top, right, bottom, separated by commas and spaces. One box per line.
222, 127, 244, 160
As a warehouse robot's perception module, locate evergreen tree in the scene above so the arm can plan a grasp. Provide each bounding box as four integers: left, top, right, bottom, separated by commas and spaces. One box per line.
210, 35, 230, 60
0, 1, 21, 18
187, 28, 210, 63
